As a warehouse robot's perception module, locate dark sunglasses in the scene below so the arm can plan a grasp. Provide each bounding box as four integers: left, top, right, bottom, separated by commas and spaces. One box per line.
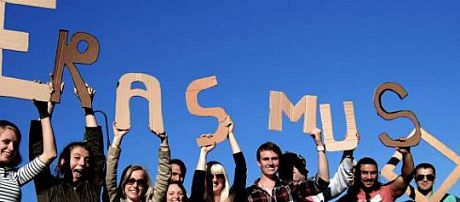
210, 174, 225, 179
415, 174, 435, 181
126, 178, 147, 187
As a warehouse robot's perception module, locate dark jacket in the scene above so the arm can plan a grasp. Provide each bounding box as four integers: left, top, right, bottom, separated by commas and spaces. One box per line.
28, 120, 106, 202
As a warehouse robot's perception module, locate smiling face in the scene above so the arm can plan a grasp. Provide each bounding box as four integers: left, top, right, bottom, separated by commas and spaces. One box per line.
359, 164, 378, 189
69, 146, 90, 182
0, 128, 18, 165
124, 169, 148, 202
258, 150, 280, 178
415, 168, 435, 193
167, 183, 185, 202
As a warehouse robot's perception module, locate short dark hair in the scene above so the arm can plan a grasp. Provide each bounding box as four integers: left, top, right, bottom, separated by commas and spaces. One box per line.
415, 163, 436, 176
170, 158, 187, 179
0, 120, 22, 168
256, 141, 282, 161
279, 152, 308, 182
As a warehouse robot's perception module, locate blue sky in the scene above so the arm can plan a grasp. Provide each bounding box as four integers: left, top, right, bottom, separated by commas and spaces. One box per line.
1, 1, 459, 201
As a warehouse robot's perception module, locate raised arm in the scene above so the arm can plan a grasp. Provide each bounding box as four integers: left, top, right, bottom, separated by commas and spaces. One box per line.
311, 128, 329, 183
151, 131, 171, 202
226, 116, 241, 154
225, 117, 247, 201
190, 135, 215, 201
79, 85, 105, 188
106, 123, 129, 201
34, 98, 57, 165
390, 143, 414, 198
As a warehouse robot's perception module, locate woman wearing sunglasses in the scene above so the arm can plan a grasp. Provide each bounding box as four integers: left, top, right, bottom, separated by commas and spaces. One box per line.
189, 117, 247, 202
106, 123, 171, 202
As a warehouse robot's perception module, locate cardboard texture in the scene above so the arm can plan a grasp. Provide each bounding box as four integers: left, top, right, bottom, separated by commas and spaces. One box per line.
374, 82, 421, 147
319, 101, 358, 151
381, 128, 459, 202
268, 91, 317, 134
185, 76, 228, 146
51, 30, 99, 108
0, 0, 56, 101
115, 73, 164, 133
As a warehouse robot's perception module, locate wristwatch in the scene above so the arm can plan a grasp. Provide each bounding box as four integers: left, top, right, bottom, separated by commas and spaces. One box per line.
316, 145, 325, 152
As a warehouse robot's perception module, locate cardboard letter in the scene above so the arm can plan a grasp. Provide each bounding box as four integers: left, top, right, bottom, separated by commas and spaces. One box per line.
269, 91, 317, 134
51, 30, 99, 108
373, 82, 421, 147
381, 128, 459, 202
319, 101, 359, 151
115, 73, 164, 133
186, 76, 228, 146
0, 1, 56, 101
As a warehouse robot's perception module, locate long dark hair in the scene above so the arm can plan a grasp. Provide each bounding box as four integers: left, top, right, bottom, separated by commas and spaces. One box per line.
0, 120, 22, 168
57, 142, 91, 182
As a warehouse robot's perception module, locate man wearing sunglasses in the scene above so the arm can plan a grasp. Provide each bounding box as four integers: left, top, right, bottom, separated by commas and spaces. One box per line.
408, 163, 459, 202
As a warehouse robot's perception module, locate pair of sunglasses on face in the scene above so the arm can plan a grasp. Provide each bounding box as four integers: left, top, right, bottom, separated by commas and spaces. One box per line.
415, 174, 435, 181
126, 178, 148, 187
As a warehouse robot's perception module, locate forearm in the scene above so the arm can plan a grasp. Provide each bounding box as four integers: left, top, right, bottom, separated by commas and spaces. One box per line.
37, 117, 57, 164
152, 142, 171, 201
196, 149, 207, 171
84, 108, 97, 127
401, 151, 414, 180
228, 132, 241, 154
317, 150, 329, 182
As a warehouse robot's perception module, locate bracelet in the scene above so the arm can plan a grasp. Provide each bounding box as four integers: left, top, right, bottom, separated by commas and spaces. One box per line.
316, 145, 325, 152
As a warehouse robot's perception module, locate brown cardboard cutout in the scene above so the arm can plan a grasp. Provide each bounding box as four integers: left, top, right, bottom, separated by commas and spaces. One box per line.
373, 82, 421, 147
115, 73, 164, 133
51, 30, 99, 108
185, 76, 228, 146
269, 91, 317, 134
381, 128, 460, 202
319, 101, 358, 151
0, 0, 56, 101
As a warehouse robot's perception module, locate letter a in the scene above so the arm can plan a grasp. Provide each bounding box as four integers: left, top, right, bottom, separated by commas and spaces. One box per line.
115, 73, 164, 133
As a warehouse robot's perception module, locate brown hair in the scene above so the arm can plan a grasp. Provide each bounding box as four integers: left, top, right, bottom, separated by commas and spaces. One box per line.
0, 120, 22, 168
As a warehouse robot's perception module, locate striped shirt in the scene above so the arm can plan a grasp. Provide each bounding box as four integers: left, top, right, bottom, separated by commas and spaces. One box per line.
0, 157, 46, 202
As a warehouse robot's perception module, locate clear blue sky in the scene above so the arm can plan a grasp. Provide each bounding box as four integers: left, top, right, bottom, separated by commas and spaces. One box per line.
1, 1, 459, 201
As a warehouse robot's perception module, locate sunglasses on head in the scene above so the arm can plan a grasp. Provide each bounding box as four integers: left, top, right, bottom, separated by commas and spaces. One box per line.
126, 178, 147, 187
415, 174, 435, 181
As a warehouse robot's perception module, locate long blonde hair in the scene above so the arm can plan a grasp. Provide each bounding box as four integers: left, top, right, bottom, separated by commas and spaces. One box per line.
204, 161, 230, 202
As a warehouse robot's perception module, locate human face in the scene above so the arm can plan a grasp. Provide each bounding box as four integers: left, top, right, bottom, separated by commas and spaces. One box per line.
360, 164, 378, 189
0, 129, 18, 165
292, 167, 306, 182
211, 173, 225, 194
171, 163, 183, 183
258, 150, 279, 178
415, 168, 435, 193
124, 170, 148, 202
167, 184, 185, 202
69, 146, 90, 182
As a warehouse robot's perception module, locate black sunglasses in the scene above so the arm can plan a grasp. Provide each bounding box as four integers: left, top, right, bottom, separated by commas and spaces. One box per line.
415, 174, 435, 181
126, 178, 147, 187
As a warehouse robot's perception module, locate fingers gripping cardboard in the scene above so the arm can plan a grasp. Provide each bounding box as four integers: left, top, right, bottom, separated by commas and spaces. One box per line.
185, 76, 228, 146
373, 82, 421, 147
320, 101, 358, 151
51, 30, 99, 108
0, 0, 56, 101
115, 73, 164, 133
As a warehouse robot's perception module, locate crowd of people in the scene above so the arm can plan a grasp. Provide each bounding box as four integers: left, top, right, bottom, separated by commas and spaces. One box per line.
0, 84, 458, 202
